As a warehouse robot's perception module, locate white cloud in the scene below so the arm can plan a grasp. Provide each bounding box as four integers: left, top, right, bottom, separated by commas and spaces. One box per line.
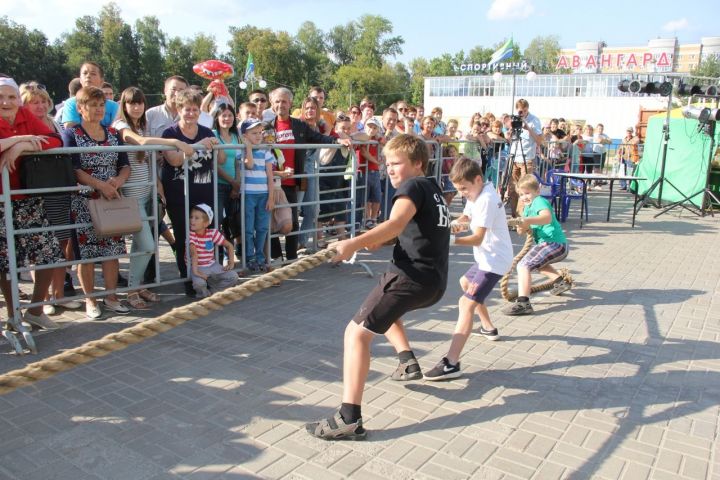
486, 0, 535, 21
663, 18, 689, 32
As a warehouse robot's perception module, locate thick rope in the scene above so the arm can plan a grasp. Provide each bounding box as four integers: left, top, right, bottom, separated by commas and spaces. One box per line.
0, 249, 336, 396
500, 220, 573, 302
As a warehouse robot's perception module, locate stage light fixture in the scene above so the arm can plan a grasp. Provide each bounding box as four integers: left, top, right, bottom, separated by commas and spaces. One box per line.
617, 79, 672, 96
702, 85, 718, 96
677, 83, 702, 96
682, 105, 712, 123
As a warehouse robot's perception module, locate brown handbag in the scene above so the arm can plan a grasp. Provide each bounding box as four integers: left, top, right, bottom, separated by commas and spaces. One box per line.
88, 196, 142, 237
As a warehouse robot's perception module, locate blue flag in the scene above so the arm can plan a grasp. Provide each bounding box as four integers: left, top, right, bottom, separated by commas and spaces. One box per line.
489, 38, 514, 66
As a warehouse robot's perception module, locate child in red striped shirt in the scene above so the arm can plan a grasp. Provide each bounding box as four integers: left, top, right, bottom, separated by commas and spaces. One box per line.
189, 204, 237, 298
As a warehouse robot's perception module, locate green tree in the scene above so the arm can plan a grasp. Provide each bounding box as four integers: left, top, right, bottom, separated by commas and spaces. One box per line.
691, 56, 720, 79
327, 63, 407, 110
352, 15, 403, 68
523, 35, 561, 73
327, 22, 357, 66
295, 21, 333, 88
135, 16, 166, 98
0, 17, 69, 100
467, 45, 493, 64
164, 36, 194, 82
62, 15, 102, 73
98, 3, 139, 89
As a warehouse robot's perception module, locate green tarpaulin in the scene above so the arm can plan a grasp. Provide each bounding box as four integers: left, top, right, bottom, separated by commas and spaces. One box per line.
635, 108, 720, 207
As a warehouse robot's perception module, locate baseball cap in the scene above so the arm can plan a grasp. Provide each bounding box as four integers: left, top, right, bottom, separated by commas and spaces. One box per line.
240, 119, 263, 134
193, 203, 213, 223
365, 118, 381, 128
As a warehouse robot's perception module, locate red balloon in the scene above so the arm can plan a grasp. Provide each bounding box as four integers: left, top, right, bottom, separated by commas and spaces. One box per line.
193, 60, 234, 80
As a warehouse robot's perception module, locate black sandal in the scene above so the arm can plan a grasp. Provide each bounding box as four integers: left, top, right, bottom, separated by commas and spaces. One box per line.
305, 411, 367, 441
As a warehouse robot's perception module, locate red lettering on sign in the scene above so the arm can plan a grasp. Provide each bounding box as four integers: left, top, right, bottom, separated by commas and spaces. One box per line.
626, 54, 638, 68
586, 55, 597, 69
601, 54, 612, 68
656, 52, 671, 67
642, 53, 653, 65
556, 56, 569, 69
572, 55, 580, 68
616, 54, 625, 67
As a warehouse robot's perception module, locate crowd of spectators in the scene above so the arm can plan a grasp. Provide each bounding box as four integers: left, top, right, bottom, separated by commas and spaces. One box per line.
0, 62, 642, 330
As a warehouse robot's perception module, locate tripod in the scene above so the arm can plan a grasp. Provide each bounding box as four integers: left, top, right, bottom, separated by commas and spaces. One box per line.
655, 120, 720, 217
633, 93, 686, 215
498, 130, 527, 211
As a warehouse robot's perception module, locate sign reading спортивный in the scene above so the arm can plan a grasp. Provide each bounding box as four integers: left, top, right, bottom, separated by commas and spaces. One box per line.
454, 61, 530, 74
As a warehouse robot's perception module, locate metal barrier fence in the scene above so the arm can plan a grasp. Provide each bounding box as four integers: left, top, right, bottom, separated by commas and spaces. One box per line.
0, 142, 376, 332
0, 136, 643, 334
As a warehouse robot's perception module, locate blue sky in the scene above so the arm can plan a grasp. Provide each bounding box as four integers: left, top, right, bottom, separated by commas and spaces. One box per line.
2, 0, 718, 64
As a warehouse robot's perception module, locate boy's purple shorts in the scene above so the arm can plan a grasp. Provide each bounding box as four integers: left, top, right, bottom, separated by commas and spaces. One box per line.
463, 264, 502, 304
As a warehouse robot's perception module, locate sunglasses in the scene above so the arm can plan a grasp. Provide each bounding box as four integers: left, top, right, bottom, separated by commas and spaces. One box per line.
336, 114, 350, 121
250, 97, 267, 103
350, 110, 361, 115
25, 84, 47, 91
398, 107, 408, 112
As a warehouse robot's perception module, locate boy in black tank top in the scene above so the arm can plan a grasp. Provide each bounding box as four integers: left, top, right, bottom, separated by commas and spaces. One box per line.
306, 134, 450, 440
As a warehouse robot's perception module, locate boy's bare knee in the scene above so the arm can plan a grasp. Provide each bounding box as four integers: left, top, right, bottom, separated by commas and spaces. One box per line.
345, 321, 374, 343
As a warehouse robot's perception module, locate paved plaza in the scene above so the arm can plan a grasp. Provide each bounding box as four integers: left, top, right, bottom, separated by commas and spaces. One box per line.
1, 192, 719, 480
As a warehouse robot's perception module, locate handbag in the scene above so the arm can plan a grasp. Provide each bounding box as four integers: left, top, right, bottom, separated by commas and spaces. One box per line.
19, 154, 76, 195
88, 195, 142, 237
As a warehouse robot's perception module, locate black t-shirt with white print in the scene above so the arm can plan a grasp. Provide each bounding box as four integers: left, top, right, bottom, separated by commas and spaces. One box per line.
389, 176, 450, 288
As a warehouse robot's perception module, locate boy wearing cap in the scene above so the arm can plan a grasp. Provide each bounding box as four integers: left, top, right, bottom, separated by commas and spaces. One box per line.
359, 118, 383, 228
188, 203, 237, 298
240, 119, 275, 272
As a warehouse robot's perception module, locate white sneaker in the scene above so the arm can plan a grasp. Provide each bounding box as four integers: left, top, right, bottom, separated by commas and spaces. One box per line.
103, 299, 130, 315
86, 303, 102, 319
58, 299, 83, 310
43, 304, 56, 315
23, 311, 59, 330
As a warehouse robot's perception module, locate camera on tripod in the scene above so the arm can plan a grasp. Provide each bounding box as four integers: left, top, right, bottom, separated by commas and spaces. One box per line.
510, 114, 523, 137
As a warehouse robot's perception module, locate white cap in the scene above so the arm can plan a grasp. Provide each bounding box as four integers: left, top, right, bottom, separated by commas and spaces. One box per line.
194, 203, 213, 223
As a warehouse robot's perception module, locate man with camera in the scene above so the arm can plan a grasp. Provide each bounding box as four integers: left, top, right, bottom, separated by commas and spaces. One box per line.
504, 98, 544, 216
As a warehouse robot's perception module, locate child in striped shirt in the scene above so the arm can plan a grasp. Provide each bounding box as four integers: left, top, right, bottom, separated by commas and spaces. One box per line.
240, 119, 275, 272
189, 204, 237, 298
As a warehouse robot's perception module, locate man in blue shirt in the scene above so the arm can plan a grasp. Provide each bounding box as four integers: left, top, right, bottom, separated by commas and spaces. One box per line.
61, 62, 119, 128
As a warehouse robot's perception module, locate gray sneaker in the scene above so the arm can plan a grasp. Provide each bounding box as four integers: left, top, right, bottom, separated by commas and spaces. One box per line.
22, 311, 59, 330
502, 301, 534, 316
549, 279, 572, 296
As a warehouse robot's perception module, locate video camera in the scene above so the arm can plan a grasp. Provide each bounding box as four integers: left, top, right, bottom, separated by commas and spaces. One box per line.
510, 114, 523, 136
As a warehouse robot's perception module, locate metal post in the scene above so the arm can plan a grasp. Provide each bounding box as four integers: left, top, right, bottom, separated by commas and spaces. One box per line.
151, 151, 161, 284
1, 169, 20, 326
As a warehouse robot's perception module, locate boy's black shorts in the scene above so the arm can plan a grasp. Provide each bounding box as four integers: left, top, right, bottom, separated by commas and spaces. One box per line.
353, 272, 445, 334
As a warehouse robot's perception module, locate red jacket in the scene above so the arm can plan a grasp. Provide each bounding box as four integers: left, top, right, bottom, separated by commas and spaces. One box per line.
0, 106, 63, 197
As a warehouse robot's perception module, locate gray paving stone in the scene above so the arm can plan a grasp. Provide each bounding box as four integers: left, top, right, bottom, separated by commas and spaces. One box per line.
1, 196, 719, 479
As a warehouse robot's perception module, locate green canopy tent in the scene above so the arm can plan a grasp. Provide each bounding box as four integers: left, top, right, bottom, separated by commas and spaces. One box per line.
635, 108, 720, 207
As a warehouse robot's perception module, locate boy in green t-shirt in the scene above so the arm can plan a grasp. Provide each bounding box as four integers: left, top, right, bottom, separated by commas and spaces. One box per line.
502, 174, 571, 315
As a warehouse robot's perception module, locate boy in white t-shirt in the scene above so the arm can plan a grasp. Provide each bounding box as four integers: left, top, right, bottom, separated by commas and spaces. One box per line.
425, 157, 514, 381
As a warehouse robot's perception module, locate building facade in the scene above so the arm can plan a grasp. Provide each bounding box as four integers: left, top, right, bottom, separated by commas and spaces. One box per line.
556, 37, 720, 74
425, 38, 719, 139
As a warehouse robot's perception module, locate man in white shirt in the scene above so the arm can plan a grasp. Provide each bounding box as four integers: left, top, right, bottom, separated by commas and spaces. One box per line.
146, 75, 189, 137
504, 98, 544, 216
